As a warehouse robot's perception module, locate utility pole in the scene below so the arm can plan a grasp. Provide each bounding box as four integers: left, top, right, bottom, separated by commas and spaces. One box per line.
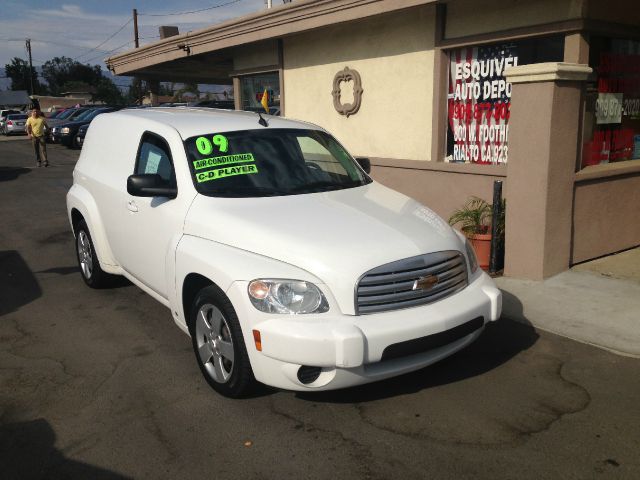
25, 38, 35, 95
133, 9, 139, 48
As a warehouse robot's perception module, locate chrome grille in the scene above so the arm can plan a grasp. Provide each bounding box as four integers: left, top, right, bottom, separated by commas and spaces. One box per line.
356, 251, 468, 314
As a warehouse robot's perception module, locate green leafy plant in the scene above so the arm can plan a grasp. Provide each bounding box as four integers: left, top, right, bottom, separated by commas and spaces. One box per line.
448, 196, 505, 237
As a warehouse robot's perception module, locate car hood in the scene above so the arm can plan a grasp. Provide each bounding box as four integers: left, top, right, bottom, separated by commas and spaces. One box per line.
47, 118, 72, 127
184, 181, 464, 314
53, 120, 89, 129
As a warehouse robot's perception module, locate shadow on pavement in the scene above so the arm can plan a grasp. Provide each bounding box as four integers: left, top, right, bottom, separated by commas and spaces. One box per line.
296, 314, 538, 404
0, 167, 31, 182
0, 250, 42, 317
0, 419, 132, 480
35, 266, 78, 275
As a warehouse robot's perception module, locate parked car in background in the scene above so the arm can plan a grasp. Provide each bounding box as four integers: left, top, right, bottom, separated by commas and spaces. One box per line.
0, 109, 23, 134
47, 107, 81, 124
159, 102, 189, 107
52, 107, 120, 148
3, 113, 28, 135
244, 105, 281, 116
45, 109, 67, 119
75, 123, 89, 148
191, 100, 235, 110
46, 108, 93, 142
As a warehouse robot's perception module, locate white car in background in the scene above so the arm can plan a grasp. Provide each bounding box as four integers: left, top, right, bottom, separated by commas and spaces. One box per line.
66, 108, 501, 397
2, 112, 28, 135
0, 109, 22, 134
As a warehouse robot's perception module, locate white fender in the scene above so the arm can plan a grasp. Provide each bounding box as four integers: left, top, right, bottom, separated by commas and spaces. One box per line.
66, 183, 121, 274
173, 235, 326, 330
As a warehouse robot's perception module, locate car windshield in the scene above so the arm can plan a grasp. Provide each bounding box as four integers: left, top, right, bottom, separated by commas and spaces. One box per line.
84, 109, 110, 121
184, 128, 371, 197
73, 109, 96, 121
8, 114, 27, 120
57, 109, 77, 120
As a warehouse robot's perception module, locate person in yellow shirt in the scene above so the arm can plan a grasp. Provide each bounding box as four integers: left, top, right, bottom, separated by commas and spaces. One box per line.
26, 109, 49, 167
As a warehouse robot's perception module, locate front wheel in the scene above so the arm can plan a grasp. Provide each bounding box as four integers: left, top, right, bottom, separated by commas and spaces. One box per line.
190, 286, 256, 397
75, 220, 113, 288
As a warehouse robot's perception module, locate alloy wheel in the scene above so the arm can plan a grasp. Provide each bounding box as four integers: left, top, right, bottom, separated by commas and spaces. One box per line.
195, 304, 235, 383
77, 230, 93, 279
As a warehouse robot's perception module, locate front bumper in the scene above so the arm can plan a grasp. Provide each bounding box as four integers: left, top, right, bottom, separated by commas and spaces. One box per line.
227, 270, 501, 391
52, 133, 73, 145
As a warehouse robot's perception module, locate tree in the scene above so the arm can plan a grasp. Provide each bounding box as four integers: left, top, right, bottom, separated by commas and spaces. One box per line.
128, 77, 146, 105
94, 77, 124, 105
40, 56, 124, 104
41, 56, 103, 95
174, 82, 199, 102
4, 57, 45, 94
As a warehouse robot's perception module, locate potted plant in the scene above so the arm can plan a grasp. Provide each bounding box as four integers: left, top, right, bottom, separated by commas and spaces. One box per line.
448, 196, 505, 271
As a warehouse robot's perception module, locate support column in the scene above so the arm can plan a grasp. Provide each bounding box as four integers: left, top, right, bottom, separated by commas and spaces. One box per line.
503, 62, 592, 280
148, 79, 161, 106
232, 77, 242, 111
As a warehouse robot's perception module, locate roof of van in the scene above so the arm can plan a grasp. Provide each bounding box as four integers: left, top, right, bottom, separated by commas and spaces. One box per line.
105, 107, 320, 139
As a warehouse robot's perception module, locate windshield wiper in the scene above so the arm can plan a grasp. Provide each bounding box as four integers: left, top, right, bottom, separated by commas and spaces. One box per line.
289, 180, 362, 194
208, 186, 289, 197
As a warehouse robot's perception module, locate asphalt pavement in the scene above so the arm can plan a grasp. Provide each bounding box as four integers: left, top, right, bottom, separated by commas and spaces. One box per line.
1, 138, 639, 480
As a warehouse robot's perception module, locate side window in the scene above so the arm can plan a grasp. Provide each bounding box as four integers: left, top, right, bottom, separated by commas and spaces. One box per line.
297, 136, 343, 178
135, 133, 175, 185
297, 136, 355, 181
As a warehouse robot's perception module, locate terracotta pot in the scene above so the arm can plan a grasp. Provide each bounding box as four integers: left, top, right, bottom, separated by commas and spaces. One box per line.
469, 233, 492, 271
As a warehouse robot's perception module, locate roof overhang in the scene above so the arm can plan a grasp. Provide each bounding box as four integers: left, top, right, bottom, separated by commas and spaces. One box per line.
106, 0, 436, 78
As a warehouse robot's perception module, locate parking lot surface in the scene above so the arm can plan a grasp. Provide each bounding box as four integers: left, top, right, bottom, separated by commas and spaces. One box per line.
1, 140, 639, 479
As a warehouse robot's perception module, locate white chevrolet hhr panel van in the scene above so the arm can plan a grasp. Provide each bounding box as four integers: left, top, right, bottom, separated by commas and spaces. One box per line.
66, 108, 502, 397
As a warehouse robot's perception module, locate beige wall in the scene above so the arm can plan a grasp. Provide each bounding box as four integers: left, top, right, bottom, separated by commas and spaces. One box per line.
445, 0, 584, 39
283, 6, 435, 161
504, 76, 584, 280
572, 174, 640, 263
232, 40, 279, 71
371, 164, 506, 221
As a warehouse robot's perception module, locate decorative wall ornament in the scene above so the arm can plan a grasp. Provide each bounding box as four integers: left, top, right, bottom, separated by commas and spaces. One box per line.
332, 67, 363, 117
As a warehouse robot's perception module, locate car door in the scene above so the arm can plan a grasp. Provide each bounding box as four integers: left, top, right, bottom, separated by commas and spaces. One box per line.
116, 131, 188, 298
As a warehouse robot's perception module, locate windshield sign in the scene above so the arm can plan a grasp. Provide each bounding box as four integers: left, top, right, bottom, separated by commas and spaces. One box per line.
184, 128, 370, 197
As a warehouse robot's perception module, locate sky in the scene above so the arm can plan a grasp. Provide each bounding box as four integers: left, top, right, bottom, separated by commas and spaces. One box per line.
0, 0, 267, 88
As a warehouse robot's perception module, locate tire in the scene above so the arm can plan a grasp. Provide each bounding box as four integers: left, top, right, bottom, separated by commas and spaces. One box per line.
190, 285, 256, 397
75, 220, 113, 288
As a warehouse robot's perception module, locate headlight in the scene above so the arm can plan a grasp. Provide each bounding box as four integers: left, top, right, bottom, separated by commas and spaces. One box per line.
465, 239, 479, 274
248, 279, 329, 314
61, 127, 70, 134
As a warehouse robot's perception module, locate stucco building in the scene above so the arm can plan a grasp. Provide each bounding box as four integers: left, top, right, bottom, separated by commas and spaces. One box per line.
106, 0, 640, 280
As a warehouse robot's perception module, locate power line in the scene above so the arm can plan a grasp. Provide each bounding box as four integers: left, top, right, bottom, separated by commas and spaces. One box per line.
85, 35, 161, 63
84, 40, 135, 63
74, 18, 133, 61
139, 0, 242, 17
2, 37, 112, 53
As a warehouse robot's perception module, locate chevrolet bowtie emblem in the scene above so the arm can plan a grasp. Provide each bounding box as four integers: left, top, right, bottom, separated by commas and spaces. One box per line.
413, 275, 438, 291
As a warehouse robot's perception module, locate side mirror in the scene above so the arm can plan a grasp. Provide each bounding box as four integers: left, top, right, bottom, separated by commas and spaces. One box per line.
355, 157, 371, 174
127, 174, 177, 198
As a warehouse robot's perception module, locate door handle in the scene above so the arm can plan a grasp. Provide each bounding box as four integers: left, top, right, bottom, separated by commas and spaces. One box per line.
127, 200, 138, 212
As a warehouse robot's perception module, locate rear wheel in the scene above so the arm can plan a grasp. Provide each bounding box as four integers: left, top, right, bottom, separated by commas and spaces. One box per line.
190, 285, 256, 397
75, 220, 113, 288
